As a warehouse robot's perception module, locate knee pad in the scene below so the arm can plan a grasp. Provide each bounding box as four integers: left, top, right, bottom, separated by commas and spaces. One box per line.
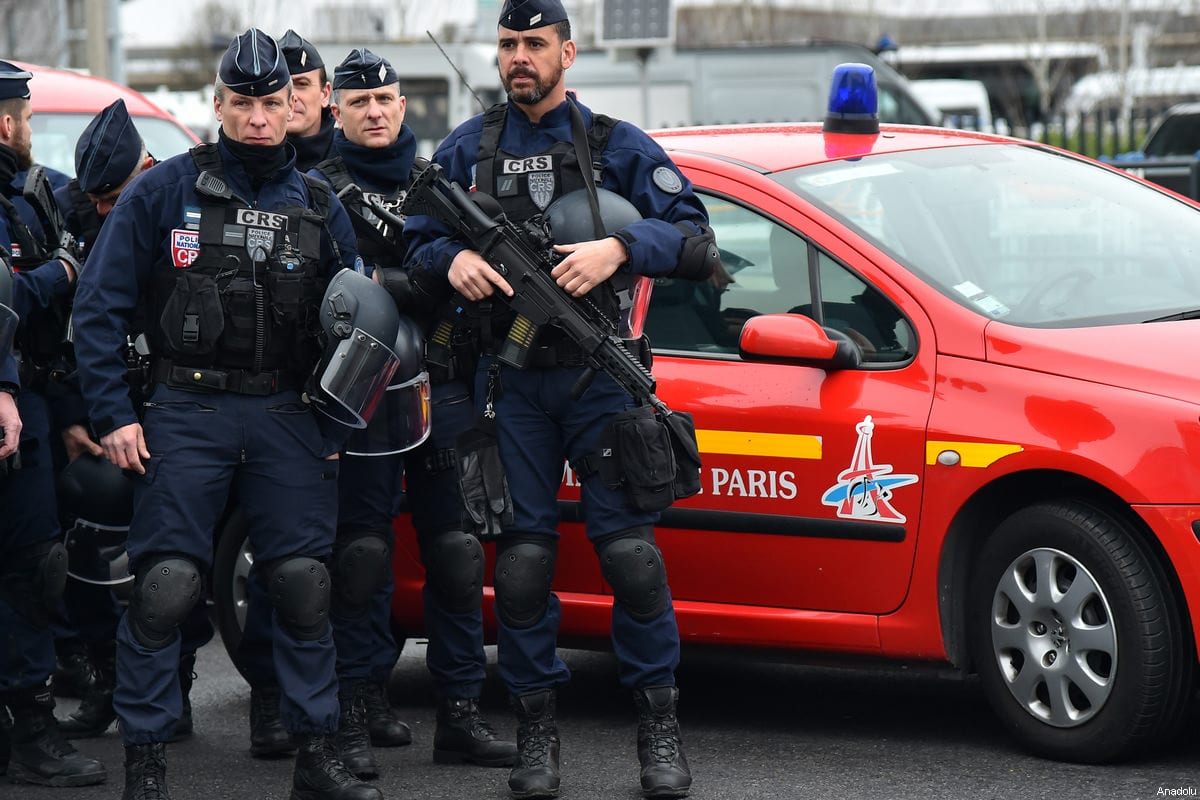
266, 556, 331, 641
596, 528, 669, 623
330, 529, 393, 618
129, 555, 202, 649
0, 540, 68, 627
493, 536, 557, 629
423, 529, 484, 614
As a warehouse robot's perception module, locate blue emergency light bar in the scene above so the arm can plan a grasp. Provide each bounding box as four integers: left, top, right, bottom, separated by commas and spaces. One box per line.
823, 63, 880, 135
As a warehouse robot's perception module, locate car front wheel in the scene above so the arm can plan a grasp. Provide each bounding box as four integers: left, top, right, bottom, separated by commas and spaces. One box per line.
967, 500, 1193, 763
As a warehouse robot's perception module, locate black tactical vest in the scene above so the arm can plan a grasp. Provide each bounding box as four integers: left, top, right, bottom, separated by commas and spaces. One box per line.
1, 192, 71, 381
148, 144, 328, 378
312, 156, 406, 268
475, 103, 624, 337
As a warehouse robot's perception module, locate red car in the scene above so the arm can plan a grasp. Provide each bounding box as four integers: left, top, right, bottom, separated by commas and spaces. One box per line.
19, 61, 200, 177
215, 67, 1200, 765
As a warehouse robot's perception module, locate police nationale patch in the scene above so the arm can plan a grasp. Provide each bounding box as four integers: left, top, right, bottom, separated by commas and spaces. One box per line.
528, 172, 555, 210
171, 229, 200, 268
652, 166, 683, 194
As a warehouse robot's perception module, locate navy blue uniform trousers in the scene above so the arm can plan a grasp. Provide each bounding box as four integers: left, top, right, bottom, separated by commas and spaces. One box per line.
115, 385, 340, 745
479, 357, 681, 695
0, 391, 60, 693
240, 380, 488, 697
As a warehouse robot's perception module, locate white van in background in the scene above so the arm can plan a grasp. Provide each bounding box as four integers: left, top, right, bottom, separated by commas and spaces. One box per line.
910, 78, 994, 131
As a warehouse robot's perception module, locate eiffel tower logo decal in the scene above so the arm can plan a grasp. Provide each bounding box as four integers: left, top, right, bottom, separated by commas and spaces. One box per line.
821, 415, 919, 523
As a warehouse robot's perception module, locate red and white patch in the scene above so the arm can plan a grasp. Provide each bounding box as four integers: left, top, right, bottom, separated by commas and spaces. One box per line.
171, 229, 200, 268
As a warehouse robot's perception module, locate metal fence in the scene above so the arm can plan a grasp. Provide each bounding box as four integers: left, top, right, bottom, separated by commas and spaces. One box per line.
949, 107, 1175, 161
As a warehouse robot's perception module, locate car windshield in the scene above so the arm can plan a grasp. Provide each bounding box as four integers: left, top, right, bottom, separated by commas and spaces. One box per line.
776, 143, 1200, 327
31, 112, 197, 179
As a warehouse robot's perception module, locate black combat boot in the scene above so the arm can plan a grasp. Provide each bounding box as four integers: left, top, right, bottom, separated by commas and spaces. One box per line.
123, 742, 168, 800
359, 680, 412, 747
169, 654, 196, 743
59, 644, 116, 739
434, 696, 518, 767
634, 686, 691, 799
250, 684, 296, 758
51, 642, 96, 699
335, 684, 377, 779
3, 685, 106, 786
291, 734, 383, 800
507, 689, 560, 799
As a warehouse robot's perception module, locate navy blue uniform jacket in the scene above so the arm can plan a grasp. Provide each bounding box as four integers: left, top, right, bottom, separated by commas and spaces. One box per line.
404, 96, 709, 279
72, 141, 360, 438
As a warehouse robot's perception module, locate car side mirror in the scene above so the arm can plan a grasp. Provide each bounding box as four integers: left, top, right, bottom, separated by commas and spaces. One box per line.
738, 313, 862, 370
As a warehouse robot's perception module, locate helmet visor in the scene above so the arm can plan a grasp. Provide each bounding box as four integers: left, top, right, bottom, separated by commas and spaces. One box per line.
64, 520, 133, 586
317, 328, 401, 429
344, 371, 433, 457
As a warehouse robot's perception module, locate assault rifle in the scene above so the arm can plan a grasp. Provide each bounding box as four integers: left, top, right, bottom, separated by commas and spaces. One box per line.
22, 165, 83, 271
400, 159, 667, 413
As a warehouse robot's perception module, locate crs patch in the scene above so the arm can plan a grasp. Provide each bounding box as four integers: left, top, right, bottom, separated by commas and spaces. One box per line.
171, 229, 200, 268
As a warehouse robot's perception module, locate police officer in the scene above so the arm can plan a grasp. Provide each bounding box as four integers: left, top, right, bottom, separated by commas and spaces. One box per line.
309, 47, 517, 777
71, 29, 381, 800
55, 99, 155, 258
50, 99, 215, 744
404, 1, 717, 797
280, 29, 336, 171
0, 61, 107, 789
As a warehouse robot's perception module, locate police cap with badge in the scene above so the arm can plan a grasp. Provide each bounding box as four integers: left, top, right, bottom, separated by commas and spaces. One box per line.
218, 27, 291, 97
499, 0, 569, 30
332, 48, 398, 91
75, 99, 145, 196
0, 60, 32, 101
279, 29, 325, 76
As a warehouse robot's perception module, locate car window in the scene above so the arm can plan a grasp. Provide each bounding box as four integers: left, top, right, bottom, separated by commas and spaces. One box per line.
780, 143, 1200, 327
32, 112, 198, 178
1143, 112, 1200, 157
645, 191, 916, 363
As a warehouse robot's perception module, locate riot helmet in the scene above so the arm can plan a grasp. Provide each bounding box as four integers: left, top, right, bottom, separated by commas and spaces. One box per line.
543, 187, 641, 246
345, 315, 432, 457
542, 187, 650, 338
0, 253, 16, 354
57, 453, 134, 586
312, 268, 403, 428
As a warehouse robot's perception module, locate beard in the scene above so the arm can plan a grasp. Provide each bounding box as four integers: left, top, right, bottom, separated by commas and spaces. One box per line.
14, 142, 31, 171
504, 63, 563, 106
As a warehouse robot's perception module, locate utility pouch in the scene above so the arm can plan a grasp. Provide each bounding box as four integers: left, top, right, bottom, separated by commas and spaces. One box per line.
159, 271, 224, 356
608, 405, 677, 512
662, 410, 702, 501
455, 415, 513, 540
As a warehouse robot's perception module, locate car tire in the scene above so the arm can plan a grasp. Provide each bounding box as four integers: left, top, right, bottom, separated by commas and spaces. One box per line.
967, 500, 1192, 763
211, 508, 411, 679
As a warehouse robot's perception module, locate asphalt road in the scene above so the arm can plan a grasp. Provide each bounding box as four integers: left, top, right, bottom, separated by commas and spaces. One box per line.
8, 630, 1200, 800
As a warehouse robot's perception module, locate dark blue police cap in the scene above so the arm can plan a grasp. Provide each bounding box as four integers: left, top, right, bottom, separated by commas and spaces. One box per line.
0, 60, 32, 101
75, 99, 144, 195
499, 0, 569, 31
332, 49, 398, 91
218, 28, 290, 97
279, 29, 324, 75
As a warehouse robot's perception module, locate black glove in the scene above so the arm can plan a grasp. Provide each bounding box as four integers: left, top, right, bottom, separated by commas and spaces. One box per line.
455, 416, 513, 540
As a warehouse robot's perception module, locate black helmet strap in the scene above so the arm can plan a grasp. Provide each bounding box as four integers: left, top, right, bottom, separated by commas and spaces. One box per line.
567, 97, 607, 242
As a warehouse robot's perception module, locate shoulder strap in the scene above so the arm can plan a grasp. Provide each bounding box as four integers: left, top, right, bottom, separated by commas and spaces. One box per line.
189, 142, 222, 176
313, 156, 353, 195
301, 173, 332, 218
475, 103, 509, 193
587, 113, 617, 181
